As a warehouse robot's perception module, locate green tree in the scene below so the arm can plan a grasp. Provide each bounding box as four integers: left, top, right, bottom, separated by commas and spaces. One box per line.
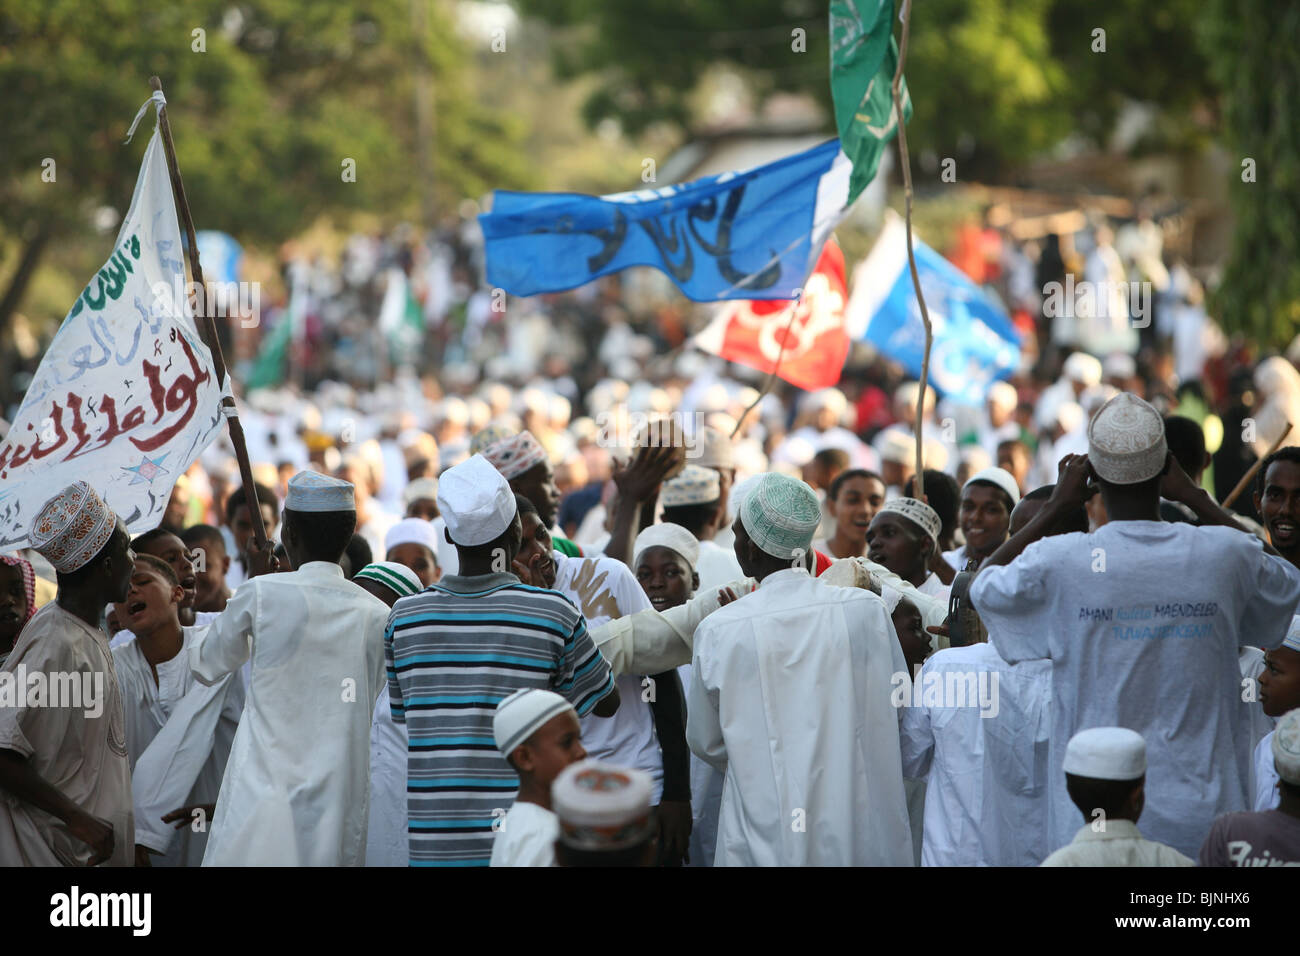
1198, 0, 1300, 347
0, 0, 535, 338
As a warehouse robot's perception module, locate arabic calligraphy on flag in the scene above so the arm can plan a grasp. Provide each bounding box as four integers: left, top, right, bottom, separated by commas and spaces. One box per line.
693, 239, 851, 392
0, 120, 225, 550
479, 139, 851, 302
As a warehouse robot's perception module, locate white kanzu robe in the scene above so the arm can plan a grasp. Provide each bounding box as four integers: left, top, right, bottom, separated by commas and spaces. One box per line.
191, 562, 388, 866
687, 568, 913, 866
114, 626, 244, 866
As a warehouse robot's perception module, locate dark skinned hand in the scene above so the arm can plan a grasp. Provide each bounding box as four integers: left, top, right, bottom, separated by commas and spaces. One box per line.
162, 803, 216, 831
1051, 453, 1098, 510
245, 538, 279, 578
613, 443, 680, 506
68, 809, 115, 866
656, 800, 692, 865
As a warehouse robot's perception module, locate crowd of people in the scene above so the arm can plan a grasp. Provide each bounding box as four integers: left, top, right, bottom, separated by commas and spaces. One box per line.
5, 193, 1300, 867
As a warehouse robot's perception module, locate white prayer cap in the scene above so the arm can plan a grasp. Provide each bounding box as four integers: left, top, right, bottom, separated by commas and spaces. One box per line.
960, 445, 993, 473
1271, 709, 1300, 786
1285, 615, 1300, 653
661, 465, 720, 508
436, 454, 516, 546
553, 759, 656, 851
286, 470, 355, 512
29, 482, 119, 574
402, 477, 439, 507
963, 466, 1021, 507
1057, 400, 1086, 433
385, 517, 440, 556
986, 381, 1018, 411
1063, 727, 1146, 781
1063, 351, 1103, 386
494, 688, 576, 758
634, 523, 700, 570
438, 396, 470, 426
774, 435, 816, 468
694, 426, 734, 470
1103, 352, 1137, 380
740, 473, 820, 560
877, 497, 942, 545
1087, 392, 1167, 485
875, 428, 915, 465
923, 436, 949, 472
895, 380, 936, 412
801, 387, 848, 417
354, 561, 422, 598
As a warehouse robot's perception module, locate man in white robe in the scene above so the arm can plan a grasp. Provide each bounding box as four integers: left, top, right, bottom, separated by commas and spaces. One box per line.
191, 471, 388, 866
686, 472, 913, 866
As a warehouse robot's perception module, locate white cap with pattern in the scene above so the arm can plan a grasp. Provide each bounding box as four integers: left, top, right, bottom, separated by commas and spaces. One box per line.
740, 473, 820, 560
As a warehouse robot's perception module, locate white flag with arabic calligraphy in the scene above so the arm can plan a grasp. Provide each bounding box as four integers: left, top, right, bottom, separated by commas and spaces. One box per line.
0, 114, 225, 550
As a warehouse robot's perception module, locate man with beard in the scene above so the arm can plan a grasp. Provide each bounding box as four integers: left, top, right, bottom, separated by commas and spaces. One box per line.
1254, 446, 1300, 570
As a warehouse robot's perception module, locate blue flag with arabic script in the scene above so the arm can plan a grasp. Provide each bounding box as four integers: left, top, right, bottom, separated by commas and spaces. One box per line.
480, 139, 850, 302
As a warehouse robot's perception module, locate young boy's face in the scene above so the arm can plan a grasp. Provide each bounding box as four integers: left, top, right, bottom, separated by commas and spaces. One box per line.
113, 566, 182, 636
635, 546, 694, 612
138, 532, 198, 611
1260, 646, 1300, 718
514, 710, 585, 788
386, 542, 440, 588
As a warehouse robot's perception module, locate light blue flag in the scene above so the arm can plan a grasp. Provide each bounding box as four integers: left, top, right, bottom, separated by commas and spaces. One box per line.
848, 214, 1022, 406
195, 230, 243, 285
479, 139, 851, 302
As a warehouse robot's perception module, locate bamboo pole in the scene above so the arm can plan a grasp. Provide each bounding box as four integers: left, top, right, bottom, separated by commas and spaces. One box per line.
890, 0, 932, 502
148, 76, 270, 551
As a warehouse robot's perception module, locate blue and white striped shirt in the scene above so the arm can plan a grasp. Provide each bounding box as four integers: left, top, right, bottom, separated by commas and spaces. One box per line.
385, 572, 614, 867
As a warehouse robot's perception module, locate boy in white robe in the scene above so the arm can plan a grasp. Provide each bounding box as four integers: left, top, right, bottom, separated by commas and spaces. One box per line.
1041, 728, 1192, 867
1254, 621, 1300, 809
490, 689, 587, 866
111, 555, 242, 866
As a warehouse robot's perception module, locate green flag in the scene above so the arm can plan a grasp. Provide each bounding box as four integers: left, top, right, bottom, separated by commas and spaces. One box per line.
830, 0, 911, 203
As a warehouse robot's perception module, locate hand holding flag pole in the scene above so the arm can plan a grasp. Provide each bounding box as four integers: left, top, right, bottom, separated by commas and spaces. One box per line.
147, 76, 270, 555
890, 0, 932, 503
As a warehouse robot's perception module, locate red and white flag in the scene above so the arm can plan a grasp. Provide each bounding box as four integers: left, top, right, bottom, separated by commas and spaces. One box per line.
692, 239, 850, 391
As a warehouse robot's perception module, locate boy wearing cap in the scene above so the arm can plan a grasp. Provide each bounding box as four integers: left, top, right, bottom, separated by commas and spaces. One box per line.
384, 517, 441, 588
1251, 622, 1300, 810
687, 473, 912, 866
814, 469, 887, 561
973, 393, 1300, 858
190, 470, 389, 866
490, 689, 587, 866
552, 759, 658, 867
1041, 727, 1192, 866
385, 455, 617, 867
0, 482, 135, 866
944, 467, 1020, 572
866, 497, 949, 603
660, 465, 743, 593
1200, 708, 1300, 866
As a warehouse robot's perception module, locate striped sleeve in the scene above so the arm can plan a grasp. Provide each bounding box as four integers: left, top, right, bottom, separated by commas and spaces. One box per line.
385, 606, 405, 725
558, 613, 614, 717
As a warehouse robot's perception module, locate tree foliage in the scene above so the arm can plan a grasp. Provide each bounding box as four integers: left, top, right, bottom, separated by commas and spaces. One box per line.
1197, 0, 1300, 347
0, 0, 536, 330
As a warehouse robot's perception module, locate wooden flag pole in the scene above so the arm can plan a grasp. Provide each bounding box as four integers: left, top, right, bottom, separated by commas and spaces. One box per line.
890, 0, 932, 503
1222, 422, 1292, 509
148, 76, 270, 552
